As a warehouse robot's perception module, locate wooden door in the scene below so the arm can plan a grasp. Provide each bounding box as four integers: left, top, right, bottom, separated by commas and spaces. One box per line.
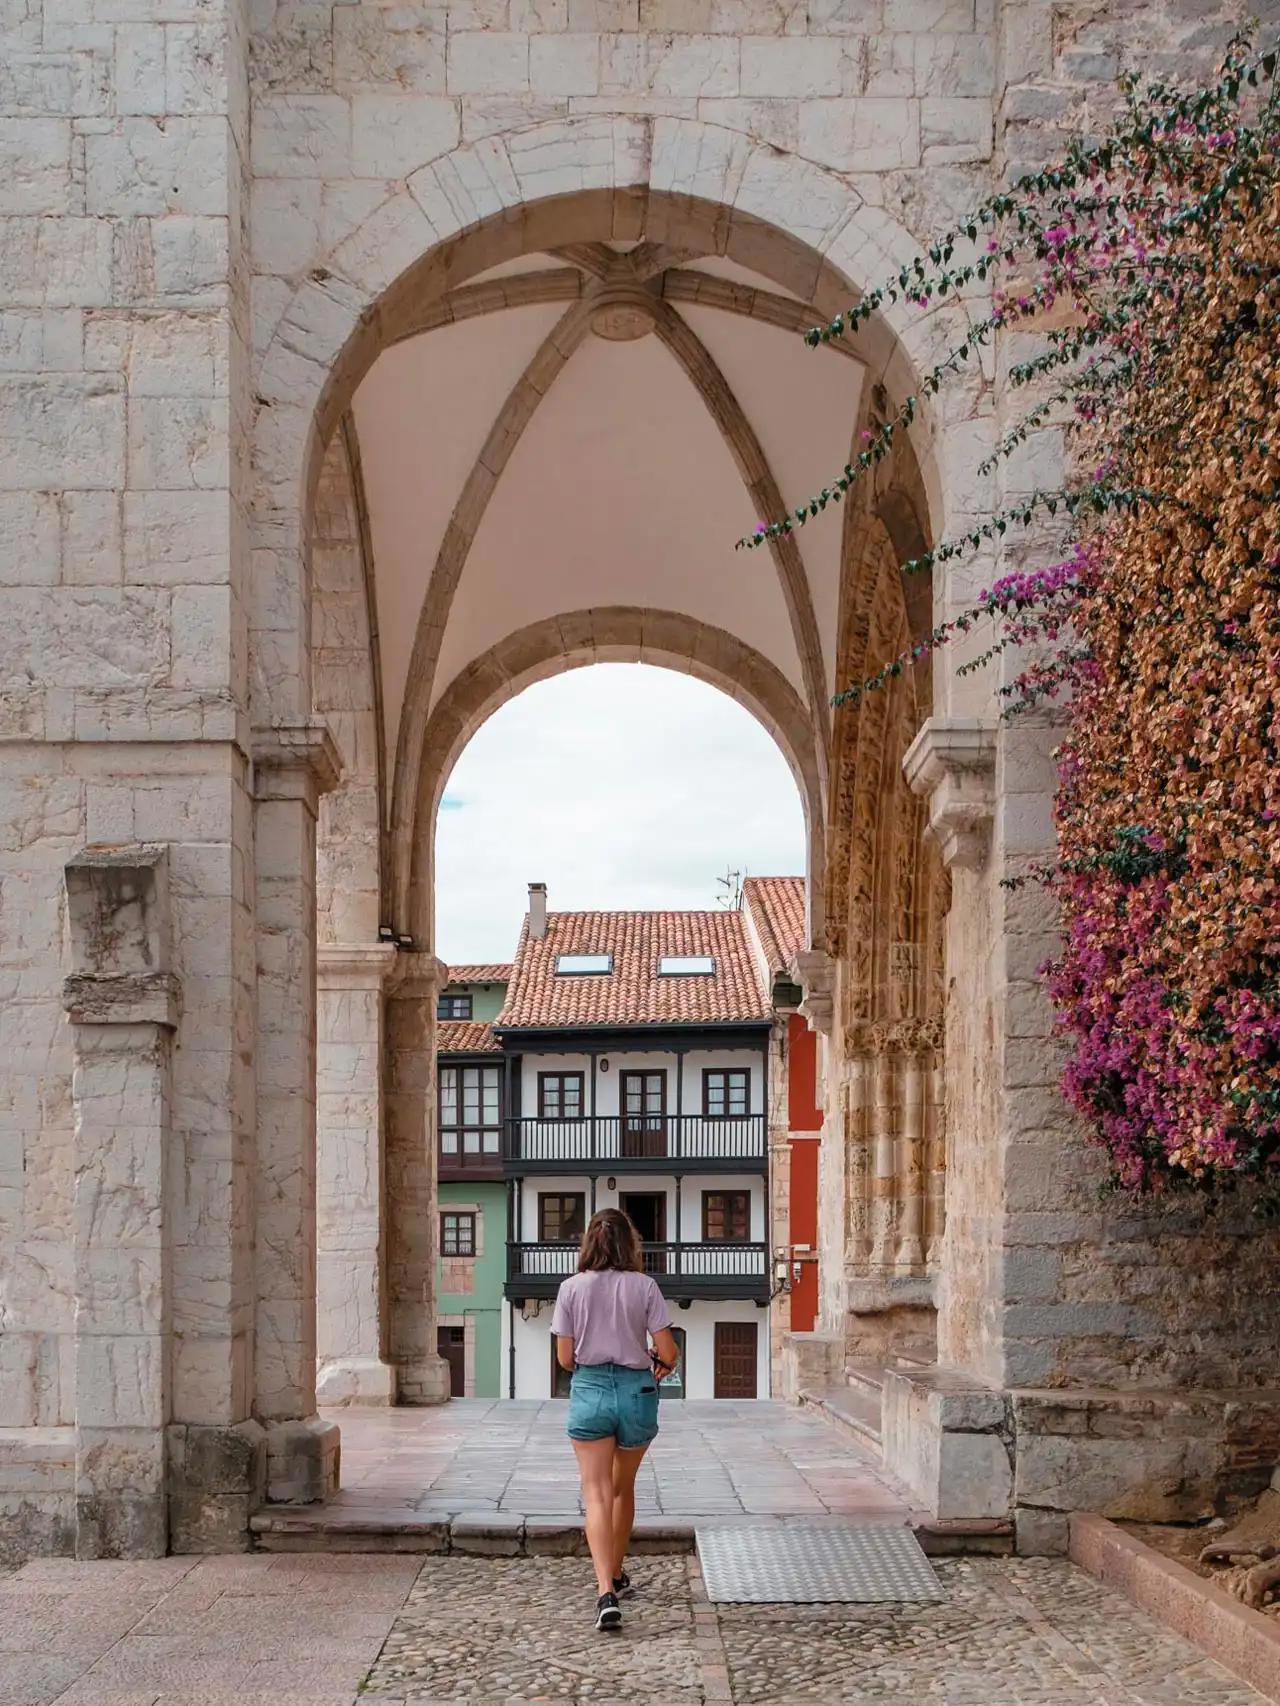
620, 1070, 666, 1157
620, 1190, 667, 1274
713, 1321, 758, 1399
437, 1325, 466, 1397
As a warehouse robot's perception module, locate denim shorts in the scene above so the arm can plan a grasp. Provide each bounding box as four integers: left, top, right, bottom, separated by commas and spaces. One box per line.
567, 1362, 660, 1450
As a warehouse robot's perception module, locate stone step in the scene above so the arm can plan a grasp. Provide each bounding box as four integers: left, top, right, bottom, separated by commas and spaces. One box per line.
252, 1501, 1014, 1559
845, 1361, 887, 1405
915, 1518, 1014, 1557
799, 1383, 882, 1451
250, 1507, 693, 1556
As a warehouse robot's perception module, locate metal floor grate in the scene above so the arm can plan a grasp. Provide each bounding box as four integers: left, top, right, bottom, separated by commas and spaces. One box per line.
695, 1523, 944, 1604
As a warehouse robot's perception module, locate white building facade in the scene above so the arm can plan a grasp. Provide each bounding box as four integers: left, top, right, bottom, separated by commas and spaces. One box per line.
498, 890, 778, 1402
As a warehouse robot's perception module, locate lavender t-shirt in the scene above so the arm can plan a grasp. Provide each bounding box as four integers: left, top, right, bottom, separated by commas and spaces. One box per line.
550, 1270, 673, 1370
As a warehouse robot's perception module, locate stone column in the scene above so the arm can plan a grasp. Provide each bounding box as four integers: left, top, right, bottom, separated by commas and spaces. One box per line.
868, 1049, 898, 1272
385, 953, 450, 1405
895, 1049, 927, 1272
63, 847, 178, 1559
251, 721, 342, 1500
316, 943, 399, 1406
904, 716, 998, 1374
924, 1053, 946, 1270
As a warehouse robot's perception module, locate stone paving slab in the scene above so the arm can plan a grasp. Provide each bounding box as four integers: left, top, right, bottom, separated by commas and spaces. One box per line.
0, 1554, 420, 1706
312, 1398, 919, 1533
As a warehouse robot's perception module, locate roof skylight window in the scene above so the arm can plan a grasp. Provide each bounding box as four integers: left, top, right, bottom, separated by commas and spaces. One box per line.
554, 953, 613, 975
658, 954, 715, 975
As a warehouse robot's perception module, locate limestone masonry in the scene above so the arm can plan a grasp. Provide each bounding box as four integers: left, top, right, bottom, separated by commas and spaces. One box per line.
2, 0, 1278, 1564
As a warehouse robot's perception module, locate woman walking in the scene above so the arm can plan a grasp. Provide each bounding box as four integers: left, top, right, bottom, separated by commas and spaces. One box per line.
551, 1207, 680, 1632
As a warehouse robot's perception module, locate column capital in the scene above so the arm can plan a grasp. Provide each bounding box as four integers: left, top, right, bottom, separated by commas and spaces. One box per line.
317, 942, 400, 993
795, 948, 834, 1036
845, 1016, 944, 1057
903, 717, 997, 871
251, 719, 342, 811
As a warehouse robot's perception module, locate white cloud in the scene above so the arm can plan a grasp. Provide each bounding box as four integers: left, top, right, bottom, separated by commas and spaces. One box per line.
434, 664, 806, 963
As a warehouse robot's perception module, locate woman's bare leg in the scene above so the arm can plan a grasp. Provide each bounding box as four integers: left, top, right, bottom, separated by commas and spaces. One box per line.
611, 1444, 648, 1580
572, 1437, 619, 1596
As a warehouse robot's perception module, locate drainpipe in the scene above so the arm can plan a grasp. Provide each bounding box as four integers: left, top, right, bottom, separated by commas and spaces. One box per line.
508, 1301, 516, 1399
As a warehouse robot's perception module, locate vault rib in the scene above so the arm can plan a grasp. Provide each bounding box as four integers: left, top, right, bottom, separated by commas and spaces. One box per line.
651, 299, 832, 771
387, 297, 597, 925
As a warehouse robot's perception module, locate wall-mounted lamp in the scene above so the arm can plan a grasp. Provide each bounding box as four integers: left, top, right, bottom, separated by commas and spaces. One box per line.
605, 1176, 616, 1192
599, 1057, 610, 1072
770, 1253, 796, 1299
397, 933, 414, 951
378, 925, 395, 943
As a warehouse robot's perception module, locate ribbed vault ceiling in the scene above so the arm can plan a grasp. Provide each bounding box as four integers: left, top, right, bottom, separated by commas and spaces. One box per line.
351, 241, 866, 775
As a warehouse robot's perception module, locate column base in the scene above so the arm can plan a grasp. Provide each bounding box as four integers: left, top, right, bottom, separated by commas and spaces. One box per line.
167, 1420, 266, 1553
395, 1353, 452, 1406
265, 1415, 341, 1504
317, 1356, 398, 1407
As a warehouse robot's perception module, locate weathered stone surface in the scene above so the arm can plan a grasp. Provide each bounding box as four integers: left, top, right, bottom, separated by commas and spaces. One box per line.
2, 0, 1277, 1577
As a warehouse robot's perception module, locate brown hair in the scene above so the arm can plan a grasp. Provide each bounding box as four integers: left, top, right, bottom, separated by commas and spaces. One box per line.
577, 1207, 642, 1274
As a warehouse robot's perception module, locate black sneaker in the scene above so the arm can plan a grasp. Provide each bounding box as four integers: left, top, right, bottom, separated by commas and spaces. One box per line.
595, 1591, 622, 1632
612, 1570, 632, 1598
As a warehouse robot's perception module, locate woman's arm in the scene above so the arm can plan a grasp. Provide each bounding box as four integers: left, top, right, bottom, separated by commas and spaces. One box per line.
555, 1334, 576, 1373
651, 1326, 679, 1379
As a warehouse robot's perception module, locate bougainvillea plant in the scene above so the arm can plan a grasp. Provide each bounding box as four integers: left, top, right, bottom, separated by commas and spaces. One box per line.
743, 38, 1280, 1206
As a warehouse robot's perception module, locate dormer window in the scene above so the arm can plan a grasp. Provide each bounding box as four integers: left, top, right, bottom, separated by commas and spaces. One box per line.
658, 954, 715, 976
555, 953, 613, 975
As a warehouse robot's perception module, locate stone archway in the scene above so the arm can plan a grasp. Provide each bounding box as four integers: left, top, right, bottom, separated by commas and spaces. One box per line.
267, 127, 955, 1431
404, 606, 824, 943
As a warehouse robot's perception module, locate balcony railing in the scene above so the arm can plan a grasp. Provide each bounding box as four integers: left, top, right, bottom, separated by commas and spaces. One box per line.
504, 1239, 769, 1301
503, 1113, 766, 1172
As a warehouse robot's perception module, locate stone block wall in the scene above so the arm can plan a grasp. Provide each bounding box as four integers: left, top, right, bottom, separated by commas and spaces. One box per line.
3, 0, 1279, 1563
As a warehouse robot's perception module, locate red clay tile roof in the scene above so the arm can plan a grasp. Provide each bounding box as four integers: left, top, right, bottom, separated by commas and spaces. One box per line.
742, 876, 806, 978
497, 911, 771, 1029
444, 964, 511, 985
436, 1020, 501, 1054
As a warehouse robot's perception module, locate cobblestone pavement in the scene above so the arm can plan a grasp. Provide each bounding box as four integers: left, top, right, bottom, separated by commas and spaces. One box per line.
0, 1551, 1268, 1706
330, 1399, 913, 1525
361, 1554, 1269, 1706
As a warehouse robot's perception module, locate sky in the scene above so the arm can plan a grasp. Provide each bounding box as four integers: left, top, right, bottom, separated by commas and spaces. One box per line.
433, 664, 806, 964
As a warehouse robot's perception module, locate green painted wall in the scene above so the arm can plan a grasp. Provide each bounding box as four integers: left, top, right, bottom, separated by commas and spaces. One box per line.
437, 1180, 507, 1398
442, 979, 506, 1022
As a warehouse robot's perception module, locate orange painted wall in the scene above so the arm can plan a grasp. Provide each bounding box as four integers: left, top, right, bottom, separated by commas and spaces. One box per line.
788, 1134, 820, 1331
786, 1016, 822, 1333
787, 1015, 821, 1131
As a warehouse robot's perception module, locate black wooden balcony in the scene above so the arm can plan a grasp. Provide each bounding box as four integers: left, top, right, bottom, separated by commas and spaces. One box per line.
502, 1113, 766, 1175
504, 1240, 769, 1302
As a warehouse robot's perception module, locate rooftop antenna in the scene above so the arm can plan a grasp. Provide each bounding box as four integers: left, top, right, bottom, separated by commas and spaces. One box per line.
717, 867, 744, 910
